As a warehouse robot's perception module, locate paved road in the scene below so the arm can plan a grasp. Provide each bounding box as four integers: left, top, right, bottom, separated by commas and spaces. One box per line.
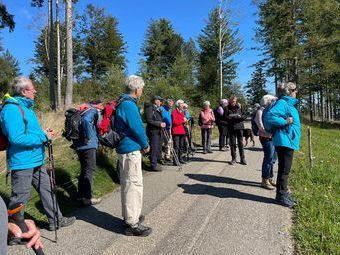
9, 138, 293, 255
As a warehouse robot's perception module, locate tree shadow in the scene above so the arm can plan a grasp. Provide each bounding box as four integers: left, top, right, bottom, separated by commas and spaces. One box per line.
244, 147, 263, 152
76, 205, 125, 235
188, 157, 227, 164
178, 183, 274, 204
185, 173, 261, 188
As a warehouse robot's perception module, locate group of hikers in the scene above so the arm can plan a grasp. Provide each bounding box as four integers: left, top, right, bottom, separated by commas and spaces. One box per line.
0, 75, 301, 254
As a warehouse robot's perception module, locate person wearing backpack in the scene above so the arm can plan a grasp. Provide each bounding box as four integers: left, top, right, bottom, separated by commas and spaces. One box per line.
72, 100, 104, 206
114, 75, 151, 237
214, 99, 229, 151
264, 82, 301, 208
255, 95, 278, 190
171, 100, 187, 165
225, 96, 247, 165
0, 76, 75, 231
199, 101, 215, 154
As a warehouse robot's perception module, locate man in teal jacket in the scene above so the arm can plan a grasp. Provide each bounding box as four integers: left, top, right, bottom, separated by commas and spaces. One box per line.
265, 82, 301, 208
0, 76, 75, 231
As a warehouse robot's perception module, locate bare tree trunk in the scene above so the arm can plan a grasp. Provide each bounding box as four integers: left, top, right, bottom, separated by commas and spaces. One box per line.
309, 88, 313, 122
56, 0, 62, 109
48, 0, 56, 110
64, 0, 73, 108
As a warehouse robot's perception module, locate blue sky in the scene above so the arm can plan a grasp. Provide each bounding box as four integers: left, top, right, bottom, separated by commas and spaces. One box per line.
1, 0, 269, 90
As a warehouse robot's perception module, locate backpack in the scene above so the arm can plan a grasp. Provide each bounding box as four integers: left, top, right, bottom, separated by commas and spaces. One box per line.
251, 112, 259, 136
63, 106, 93, 141
0, 102, 26, 151
198, 112, 203, 126
262, 99, 287, 134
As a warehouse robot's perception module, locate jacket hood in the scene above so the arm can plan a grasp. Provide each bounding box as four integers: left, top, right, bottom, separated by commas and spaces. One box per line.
4, 95, 34, 108
281, 96, 298, 106
119, 93, 138, 103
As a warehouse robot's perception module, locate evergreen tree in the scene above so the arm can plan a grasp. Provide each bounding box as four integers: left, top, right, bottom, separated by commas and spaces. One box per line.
245, 60, 268, 105
0, 3, 14, 31
0, 49, 20, 96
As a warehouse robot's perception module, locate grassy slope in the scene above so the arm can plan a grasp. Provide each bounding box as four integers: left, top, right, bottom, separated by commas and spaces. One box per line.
290, 123, 340, 254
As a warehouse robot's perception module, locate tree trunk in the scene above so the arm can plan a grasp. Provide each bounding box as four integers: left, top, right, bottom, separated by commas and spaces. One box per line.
64, 0, 73, 108
48, 0, 56, 111
56, 0, 62, 109
309, 88, 313, 122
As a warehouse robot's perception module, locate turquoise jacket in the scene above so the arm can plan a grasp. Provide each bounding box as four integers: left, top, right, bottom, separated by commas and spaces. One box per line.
266, 96, 301, 150
0, 96, 48, 170
114, 94, 149, 154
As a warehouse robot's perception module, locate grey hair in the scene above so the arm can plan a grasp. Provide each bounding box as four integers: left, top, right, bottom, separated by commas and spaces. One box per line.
165, 99, 174, 105
277, 82, 296, 97
125, 75, 145, 93
260, 95, 277, 107
220, 99, 228, 106
10, 76, 31, 96
175, 99, 184, 107
203, 100, 210, 107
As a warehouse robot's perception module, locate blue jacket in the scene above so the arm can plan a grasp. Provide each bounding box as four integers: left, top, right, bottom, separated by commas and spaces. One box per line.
161, 105, 172, 130
266, 96, 301, 150
0, 96, 48, 170
115, 94, 149, 154
72, 108, 99, 151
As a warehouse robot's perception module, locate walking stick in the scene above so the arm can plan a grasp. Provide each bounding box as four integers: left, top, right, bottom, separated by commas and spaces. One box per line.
46, 141, 58, 243
8, 204, 45, 255
162, 128, 182, 171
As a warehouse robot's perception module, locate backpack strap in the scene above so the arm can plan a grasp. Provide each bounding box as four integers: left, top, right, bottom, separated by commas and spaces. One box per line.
2, 102, 27, 134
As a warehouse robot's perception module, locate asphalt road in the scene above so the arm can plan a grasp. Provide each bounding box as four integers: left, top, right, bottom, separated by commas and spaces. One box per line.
9, 137, 293, 255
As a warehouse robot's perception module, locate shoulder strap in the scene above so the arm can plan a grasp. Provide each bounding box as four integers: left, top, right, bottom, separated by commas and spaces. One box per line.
2, 102, 27, 134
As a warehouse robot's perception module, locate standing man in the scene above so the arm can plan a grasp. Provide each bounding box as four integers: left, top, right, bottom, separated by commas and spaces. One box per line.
73, 100, 104, 206
160, 99, 174, 162
225, 96, 247, 165
214, 99, 229, 151
144, 96, 166, 171
115, 75, 152, 236
0, 76, 75, 231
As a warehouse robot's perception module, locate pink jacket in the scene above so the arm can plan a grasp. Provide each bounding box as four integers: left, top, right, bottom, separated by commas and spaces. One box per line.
200, 108, 215, 129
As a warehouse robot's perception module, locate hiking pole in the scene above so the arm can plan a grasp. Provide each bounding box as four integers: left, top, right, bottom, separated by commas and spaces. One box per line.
162, 129, 182, 171
47, 141, 58, 243
8, 203, 45, 255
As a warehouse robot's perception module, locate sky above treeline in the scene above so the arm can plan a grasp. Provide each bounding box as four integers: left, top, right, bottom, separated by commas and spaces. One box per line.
2, 0, 269, 90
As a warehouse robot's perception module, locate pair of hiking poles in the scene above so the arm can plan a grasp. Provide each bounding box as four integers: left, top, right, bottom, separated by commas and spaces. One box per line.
161, 128, 182, 171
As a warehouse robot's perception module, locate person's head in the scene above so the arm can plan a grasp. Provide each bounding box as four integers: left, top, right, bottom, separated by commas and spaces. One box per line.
10, 76, 37, 100
229, 96, 237, 107
151, 95, 163, 107
175, 99, 184, 110
125, 75, 145, 98
165, 99, 174, 108
220, 99, 228, 107
203, 101, 210, 109
260, 95, 277, 107
183, 103, 188, 110
277, 82, 298, 98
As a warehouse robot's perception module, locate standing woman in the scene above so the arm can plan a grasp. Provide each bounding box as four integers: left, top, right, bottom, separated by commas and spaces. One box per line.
214, 99, 229, 151
171, 100, 187, 165
265, 82, 301, 208
199, 101, 215, 154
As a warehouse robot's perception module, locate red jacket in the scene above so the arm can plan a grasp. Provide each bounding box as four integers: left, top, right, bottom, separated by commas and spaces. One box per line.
171, 108, 186, 135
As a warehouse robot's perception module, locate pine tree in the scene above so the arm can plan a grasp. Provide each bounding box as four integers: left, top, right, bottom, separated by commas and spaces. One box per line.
245, 60, 268, 105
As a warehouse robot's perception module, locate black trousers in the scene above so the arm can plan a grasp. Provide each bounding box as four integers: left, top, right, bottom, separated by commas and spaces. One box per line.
276, 146, 294, 196
148, 132, 162, 169
77, 148, 97, 199
173, 134, 185, 163
217, 125, 228, 150
229, 129, 245, 160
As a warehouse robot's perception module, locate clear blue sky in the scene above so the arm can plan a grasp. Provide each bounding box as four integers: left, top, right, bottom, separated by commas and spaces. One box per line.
1, 0, 270, 90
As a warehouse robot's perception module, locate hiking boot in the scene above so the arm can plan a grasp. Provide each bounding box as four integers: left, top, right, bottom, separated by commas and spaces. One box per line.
48, 216, 76, 231
274, 195, 295, 208
207, 150, 213, 153
123, 215, 145, 227
203, 151, 207, 154
124, 223, 152, 237
269, 178, 276, 187
151, 165, 163, 172
261, 179, 274, 190
240, 158, 247, 165
287, 193, 297, 204
230, 159, 236, 165
82, 198, 102, 206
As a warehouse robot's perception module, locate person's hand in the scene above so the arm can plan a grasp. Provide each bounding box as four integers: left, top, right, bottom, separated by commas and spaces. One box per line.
46, 128, 55, 140
8, 220, 44, 250
286, 117, 293, 124
183, 117, 188, 123
160, 122, 166, 128
142, 146, 150, 154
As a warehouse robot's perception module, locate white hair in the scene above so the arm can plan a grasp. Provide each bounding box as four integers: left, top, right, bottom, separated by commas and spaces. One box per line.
175, 99, 184, 107
11, 76, 31, 96
277, 82, 296, 97
220, 99, 228, 106
260, 95, 277, 107
203, 101, 210, 107
125, 75, 145, 93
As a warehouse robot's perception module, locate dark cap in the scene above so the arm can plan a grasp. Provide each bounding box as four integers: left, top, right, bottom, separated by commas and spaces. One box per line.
151, 95, 164, 102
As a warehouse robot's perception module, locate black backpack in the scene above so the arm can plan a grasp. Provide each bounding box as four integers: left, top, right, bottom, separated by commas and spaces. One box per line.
251, 112, 259, 136
63, 107, 92, 141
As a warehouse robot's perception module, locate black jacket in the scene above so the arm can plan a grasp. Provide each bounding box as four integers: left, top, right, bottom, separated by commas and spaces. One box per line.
224, 104, 247, 130
144, 102, 163, 135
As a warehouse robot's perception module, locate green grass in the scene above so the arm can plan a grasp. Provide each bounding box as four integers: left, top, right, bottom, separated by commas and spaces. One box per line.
290, 123, 340, 254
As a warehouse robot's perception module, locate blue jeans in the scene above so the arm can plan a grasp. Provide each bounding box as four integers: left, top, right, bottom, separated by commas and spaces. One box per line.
260, 137, 277, 179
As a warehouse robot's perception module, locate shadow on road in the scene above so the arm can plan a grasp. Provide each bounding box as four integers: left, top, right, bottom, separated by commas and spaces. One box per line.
76, 205, 124, 235
185, 173, 261, 188
244, 147, 263, 152
178, 183, 274, 204
188, 157, 227, 164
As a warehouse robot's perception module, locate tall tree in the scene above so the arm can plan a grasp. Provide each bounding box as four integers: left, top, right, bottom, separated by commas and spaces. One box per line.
245, 60, 268, 105
64, 0, 73, 108
197, 7, 242, 103
0, 3, 15, 31
0, 49, 20, 96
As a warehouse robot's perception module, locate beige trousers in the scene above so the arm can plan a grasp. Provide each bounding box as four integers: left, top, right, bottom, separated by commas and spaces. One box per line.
118, 150, 143, 227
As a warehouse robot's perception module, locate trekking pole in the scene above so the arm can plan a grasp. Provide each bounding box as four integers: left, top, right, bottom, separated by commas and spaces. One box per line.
8, 204, 45, 255
162, 129, 182, 171
46, 141, 58, 243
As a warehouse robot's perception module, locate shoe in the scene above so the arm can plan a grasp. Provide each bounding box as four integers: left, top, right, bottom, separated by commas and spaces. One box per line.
203, 151, 207, 154
287, 193, 297, 204
240, 159, 247, 165
82, 198, 102, 206
123, 215, 145, 227
261, 179, 274, 190
275, 195, 295, 208
179, 160, 187, 164
151, 166, 163, 172
230, 159, 236, 165
125, 223, 152, 237
48, 216, 76, 231
269, 178, 276, 187
207, 150, 213, 153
